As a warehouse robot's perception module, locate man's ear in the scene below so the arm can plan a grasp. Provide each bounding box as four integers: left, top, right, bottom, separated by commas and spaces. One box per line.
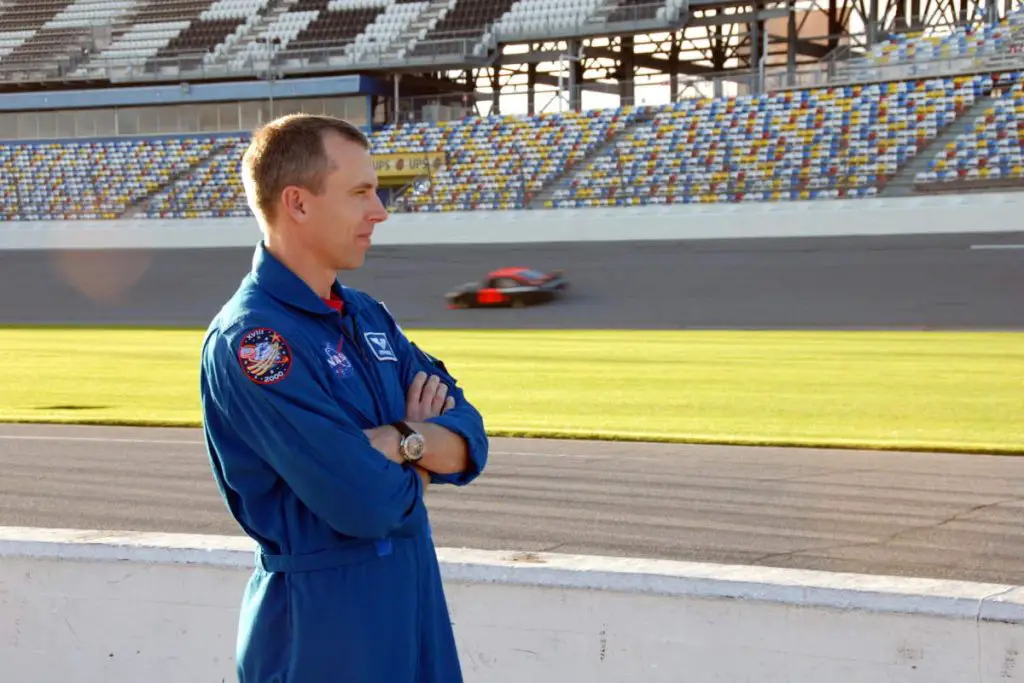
280, 186, 308, 222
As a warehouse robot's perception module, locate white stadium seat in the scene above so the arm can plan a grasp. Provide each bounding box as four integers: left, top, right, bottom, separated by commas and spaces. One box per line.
493, 0, 604, 36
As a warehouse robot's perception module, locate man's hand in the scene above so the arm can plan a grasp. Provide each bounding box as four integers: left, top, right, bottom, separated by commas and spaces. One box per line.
405, 370, 455, 421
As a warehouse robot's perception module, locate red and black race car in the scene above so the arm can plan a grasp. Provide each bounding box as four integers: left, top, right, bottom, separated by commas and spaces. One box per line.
445, 267, 569, 309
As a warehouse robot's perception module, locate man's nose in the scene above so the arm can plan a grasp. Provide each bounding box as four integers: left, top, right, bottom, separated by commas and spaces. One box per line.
370, 194, 389, 222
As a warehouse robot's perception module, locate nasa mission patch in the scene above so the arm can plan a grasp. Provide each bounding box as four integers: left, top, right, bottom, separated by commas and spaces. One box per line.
237, 328, 292, 385
324, 341, 354, 379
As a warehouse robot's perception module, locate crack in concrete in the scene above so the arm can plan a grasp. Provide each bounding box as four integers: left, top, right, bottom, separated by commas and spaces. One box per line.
747, 495, 1024, 567
745, 466, 886, 485
540, 542, 568, 553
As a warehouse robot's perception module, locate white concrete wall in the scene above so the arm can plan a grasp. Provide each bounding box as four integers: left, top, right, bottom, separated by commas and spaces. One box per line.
1, 191, 1021, 250
1, 527, 1021, 683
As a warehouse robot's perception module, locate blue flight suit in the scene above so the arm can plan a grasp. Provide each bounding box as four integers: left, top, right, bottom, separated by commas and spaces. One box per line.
199, 242, 489, 683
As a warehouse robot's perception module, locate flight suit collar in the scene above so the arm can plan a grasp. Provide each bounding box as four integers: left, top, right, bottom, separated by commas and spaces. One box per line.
250, 241, 360, 316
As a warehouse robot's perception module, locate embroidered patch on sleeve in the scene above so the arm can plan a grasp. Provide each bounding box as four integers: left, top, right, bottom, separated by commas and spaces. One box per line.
237, 328, 293, 385
364, 331, 398, 362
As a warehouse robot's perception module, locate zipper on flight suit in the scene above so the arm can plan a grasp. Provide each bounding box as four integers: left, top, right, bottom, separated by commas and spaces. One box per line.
339, 312, 387, 423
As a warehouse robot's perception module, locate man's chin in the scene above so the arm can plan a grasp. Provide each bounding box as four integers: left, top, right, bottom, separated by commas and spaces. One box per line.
335, 254, 367, 271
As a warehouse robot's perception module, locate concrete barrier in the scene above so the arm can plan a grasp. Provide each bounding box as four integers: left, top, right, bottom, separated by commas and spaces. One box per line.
1, 190, 1022, 250
1, 526, 1020, 682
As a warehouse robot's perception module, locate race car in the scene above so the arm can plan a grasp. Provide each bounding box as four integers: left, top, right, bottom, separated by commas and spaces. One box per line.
445, 267, 569, 309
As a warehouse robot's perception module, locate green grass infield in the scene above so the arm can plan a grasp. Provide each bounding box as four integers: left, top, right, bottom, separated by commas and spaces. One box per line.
2, 327, 1021, 455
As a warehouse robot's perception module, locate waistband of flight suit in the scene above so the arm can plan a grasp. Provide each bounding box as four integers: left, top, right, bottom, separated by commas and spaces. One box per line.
256, 538, 397, 573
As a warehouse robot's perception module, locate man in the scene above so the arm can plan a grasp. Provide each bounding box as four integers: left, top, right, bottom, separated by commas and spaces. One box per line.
198, 113, 489, 683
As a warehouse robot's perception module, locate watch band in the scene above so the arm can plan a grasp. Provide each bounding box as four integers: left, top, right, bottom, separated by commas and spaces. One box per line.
391, 420, 414, 438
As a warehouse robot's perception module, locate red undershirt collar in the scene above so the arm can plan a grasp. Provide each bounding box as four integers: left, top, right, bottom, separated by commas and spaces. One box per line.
322, 291, 344, 314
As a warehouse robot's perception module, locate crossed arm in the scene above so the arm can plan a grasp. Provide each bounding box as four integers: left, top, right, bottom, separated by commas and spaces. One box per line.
363, 370, 470, 486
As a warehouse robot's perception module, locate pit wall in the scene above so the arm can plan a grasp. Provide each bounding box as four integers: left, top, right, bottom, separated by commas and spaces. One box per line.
1, 527, 1020, 683
1, 191, 1022, 250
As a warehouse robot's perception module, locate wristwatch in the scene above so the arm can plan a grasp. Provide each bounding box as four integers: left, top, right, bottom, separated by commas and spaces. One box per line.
391, 421, 425, 463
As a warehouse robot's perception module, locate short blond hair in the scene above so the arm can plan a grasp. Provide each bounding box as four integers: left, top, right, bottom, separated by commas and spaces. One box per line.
241, 113, 369, 225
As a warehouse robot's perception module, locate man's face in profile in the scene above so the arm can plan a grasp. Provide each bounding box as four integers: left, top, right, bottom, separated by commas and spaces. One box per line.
299, 132, 389, 271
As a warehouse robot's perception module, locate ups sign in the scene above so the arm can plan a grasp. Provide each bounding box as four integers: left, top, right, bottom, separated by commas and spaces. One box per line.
373, 152, 445, 178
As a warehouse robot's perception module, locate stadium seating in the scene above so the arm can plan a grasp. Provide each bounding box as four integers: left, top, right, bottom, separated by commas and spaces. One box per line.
860, 6, 1024, 66
0, 0, 98, 77
156, 16, 248, 64
131, 0, 216, 23
0, 30, 28, 58
3, 0, 1023, 221
79, 20, 194, 73
606, 0, 681, 24
281, 1, 390, 57
0, 72, 1009, 220
143, 135, 252, 219
227, 9, 320, 70
57, 0, 217, 78
349, 0, 430, 60
408, 0, 517, 58
915, 71, 1024, 186
128, 107, 644, 217
40, 0, 230, 77
211, 0, 415, 70
0, 0, 706, 77
377, 107, 642, 212
544, 74, 992, 207
0, 136, 222, 221
194, 0, 272, 68
47, 0, 135, 29
492, 0, 605, 37
0, 0, 70, 33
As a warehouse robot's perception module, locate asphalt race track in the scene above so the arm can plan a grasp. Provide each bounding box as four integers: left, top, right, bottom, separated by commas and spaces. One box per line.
1, 230, 1022, 584
1, 423, 1022, 585
1, 231, 1022, 329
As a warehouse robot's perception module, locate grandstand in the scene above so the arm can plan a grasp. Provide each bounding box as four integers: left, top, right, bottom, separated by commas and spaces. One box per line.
0, 0, 1022, 220
914, 70, 1024, 189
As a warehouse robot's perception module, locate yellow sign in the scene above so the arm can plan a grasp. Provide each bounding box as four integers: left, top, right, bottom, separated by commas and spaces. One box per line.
373, 152, 445, 180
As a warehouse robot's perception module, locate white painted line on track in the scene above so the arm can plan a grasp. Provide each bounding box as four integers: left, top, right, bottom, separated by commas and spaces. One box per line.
0, 434, 609, 459
492, 450, 615, 460
970, 243, 1024, 250
0, 435, 200, 445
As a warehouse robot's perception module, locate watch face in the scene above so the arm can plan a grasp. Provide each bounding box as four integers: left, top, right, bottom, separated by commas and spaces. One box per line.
403, 433, 425, 461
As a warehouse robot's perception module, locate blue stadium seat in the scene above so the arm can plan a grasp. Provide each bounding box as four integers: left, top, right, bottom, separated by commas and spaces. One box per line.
546, 73, 990, 207
915, 71, 1024, 186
